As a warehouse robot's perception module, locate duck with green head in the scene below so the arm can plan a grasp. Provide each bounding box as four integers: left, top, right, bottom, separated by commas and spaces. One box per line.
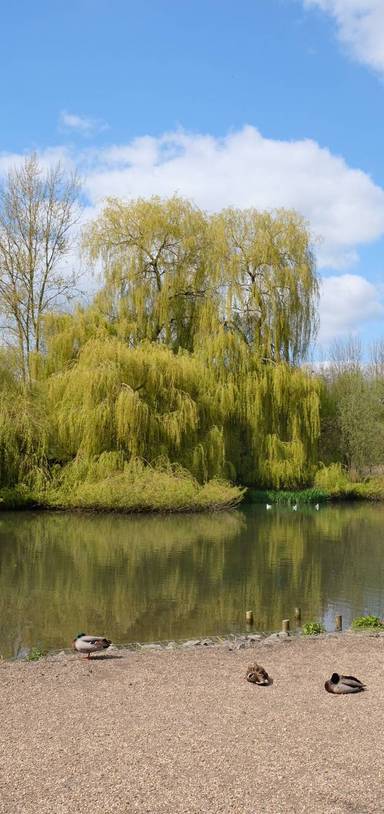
73, 633, 112, 659
325, 673, 365, 694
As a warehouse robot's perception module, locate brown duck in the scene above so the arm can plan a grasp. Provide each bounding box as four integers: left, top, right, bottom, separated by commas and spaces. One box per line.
245, 663, 271, 685
325, 672, 365, 694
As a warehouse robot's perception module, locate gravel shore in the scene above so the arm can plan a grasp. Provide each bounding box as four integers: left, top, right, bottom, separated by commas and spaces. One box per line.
1, 633, 383, 814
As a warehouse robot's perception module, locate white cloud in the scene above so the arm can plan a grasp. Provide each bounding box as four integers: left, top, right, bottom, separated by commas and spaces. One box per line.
2, 127, 384, 272
82, 126, 384, 269
0, 146, 74, 177
3, 126, 384, 342
319, 274, 384, 342
59, 110, 109, 136
303, 0, 384, 75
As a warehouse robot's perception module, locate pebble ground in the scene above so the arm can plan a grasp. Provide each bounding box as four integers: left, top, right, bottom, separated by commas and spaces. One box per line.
1, 634, 383, 813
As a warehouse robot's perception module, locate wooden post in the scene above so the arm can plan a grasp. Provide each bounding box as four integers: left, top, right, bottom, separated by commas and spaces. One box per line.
335, 614, 342, 631
294, 607, 301, 623
246, 610, 254, 625
282, 618, 290, 634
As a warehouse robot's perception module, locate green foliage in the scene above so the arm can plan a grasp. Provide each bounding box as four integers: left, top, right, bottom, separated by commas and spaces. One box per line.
247, 488, 328, 505
352, 479, 384, 501
84, 197, 318, 363
26, 646, 47, 661
351, 615, 384, 630
83, 196, 211, 352
42, 329, 320, 489
301, 621, 325, 635
45, 457, 245, 512
319, 344, 384, 477
46, 338, 224, 474
314, 463, 352, 495
0, 351, 48, 488
336, 372, 384, 475
0, 485, 37, 510
0, 196, 323, 505
211, 207, 318, 363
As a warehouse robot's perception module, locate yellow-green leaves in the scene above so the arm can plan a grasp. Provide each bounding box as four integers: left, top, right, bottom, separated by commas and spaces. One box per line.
84, 197, 318, 364
83, 196, 210, 351
0, 196, 322, 494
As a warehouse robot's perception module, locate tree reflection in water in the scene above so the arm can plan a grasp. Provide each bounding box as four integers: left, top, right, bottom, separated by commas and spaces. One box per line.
1, 503, 384, 658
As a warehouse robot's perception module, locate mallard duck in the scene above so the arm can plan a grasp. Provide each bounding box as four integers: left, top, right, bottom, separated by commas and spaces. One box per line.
73, 633, 112, 659
325, 672, 365, 694
245, 662, 271, 685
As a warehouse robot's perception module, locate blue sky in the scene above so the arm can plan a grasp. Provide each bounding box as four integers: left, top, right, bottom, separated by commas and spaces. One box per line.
2, 0, 384, 350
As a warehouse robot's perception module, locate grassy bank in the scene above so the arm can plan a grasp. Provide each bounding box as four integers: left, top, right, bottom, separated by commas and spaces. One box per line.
3, 479, 384, 513
0, 462, 245, 513
4, 479, 383, 513
3, 460, 384, 513
0, 485, 39, 510
246, 463, 384, 505
246, 487, 329, 505
47, 470, 245, 513
247, 479, 384, 505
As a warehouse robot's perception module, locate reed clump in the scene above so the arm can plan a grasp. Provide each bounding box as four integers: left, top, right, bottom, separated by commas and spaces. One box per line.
43, 456, 245, 513
351, 615, 384, 630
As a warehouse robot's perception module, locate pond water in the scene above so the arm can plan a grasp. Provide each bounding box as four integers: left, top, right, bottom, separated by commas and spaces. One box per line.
1, 503, 384, 658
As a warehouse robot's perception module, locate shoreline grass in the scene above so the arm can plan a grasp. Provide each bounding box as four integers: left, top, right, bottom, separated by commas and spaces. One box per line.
0, 471, 245, 514
3, 459, 384, 513
246, 478, 384, 505
3, 480, 384, 513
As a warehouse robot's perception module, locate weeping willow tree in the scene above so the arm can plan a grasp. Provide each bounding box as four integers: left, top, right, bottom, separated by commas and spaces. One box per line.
231, 356, 320, 487
83, 196, 211, 351
210, 207, 318, 363
47, 337, 226, 478
191, 322, 320, 487
84, 197, 318, 363
0, 195, 321, 502
41, 326, 319, 489
47, 199, 321, 488
0, 350, 47, 487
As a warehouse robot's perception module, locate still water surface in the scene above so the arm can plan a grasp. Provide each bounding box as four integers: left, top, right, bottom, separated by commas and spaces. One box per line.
1, 504, 384, 658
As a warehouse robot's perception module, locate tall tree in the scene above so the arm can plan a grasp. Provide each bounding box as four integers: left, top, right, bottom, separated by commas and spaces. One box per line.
0, 154, 80, 382
84, 196, 210, 351
211, 207, 318, 364
85, 198, 318, 364
320, 338, 384, 476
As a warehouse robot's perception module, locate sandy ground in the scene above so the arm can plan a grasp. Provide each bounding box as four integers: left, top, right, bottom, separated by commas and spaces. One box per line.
1, 634, 384, 814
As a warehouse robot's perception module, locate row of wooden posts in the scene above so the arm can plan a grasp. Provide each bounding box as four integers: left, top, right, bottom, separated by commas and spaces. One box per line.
245, 609, 343, 631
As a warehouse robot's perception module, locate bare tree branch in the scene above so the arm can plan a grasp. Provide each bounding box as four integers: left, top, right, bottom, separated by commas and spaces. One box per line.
0, 154, 81, 381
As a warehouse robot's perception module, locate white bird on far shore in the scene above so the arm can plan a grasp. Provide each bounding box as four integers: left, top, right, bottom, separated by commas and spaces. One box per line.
292, 504, 298, 511
266, 503, 272, 510
315, 503, 320, 510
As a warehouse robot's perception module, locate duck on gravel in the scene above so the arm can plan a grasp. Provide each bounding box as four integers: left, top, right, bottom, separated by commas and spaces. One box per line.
73, 633, 112, 660
324, 672, 365, 694
245, 663, 271, 685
